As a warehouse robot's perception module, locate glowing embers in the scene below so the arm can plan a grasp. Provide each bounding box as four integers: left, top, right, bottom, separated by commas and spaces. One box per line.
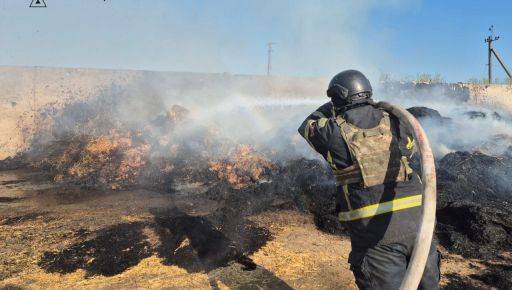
42, 131, 151, 190
209, 144, 276, 188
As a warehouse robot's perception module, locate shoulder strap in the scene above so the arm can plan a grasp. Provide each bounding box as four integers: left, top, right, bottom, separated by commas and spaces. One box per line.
335, 114, 357, 160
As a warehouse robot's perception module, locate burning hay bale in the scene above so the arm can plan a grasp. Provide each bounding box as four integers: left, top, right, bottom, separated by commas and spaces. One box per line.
1, 91, 294, 194
33, 131, 152, 190
149, 104, 190, 134
1, 93, 237, 191
166, 104, 189, 123
209, 144, 276, 188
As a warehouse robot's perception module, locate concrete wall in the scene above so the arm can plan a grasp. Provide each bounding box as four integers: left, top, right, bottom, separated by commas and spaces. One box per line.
467, 84, 512, 111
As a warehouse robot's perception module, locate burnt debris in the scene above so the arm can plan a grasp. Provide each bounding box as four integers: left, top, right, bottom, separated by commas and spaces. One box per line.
407, 106, 450, 123
38, 208, 273, 277
463, 110, 504, 120
38, 222, 152, 277
436, 151, 512, 259
437, 151, 512, 202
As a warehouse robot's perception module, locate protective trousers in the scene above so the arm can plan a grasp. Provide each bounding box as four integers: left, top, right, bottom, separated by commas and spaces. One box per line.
349, 242, 440, 290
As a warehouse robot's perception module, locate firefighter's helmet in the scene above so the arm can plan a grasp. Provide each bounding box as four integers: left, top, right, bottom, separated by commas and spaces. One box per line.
327, 70, 373, 107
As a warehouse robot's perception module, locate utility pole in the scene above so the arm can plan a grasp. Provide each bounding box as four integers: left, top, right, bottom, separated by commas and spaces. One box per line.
491, 48, 512, 81
267, 42, 275, 76
485, 25, 512, 84
485, 25, 499, 84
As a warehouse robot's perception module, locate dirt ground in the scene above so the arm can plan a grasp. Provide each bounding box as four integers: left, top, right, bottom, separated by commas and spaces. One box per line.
0, 169, 355, 289
0, 169, 509, 290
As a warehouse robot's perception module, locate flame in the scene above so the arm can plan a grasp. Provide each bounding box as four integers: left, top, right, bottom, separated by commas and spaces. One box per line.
58, 131, 153, 189
209, 144, 275, 188
85, 137, 117, 154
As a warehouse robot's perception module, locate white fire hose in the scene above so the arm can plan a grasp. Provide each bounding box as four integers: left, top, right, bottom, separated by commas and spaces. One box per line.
377, 102, 437, 290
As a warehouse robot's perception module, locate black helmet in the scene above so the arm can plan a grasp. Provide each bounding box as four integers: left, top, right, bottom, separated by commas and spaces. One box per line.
327, 70, 373, 107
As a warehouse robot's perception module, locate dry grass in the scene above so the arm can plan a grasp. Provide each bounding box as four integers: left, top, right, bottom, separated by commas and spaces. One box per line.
250, 211, 356, 290
0, 209, 357, 290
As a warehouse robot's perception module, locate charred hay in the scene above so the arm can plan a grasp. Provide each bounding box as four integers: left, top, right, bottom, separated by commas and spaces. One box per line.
407, 106, 507, 124
464, 110, 503, 120
0, 154, 28, 171
37, 208, 273, 276
38, 222, 152, 277
407, 106, 451, 123
407, 106, 512, 261
436, 200, 512, 259
437, 151, 512, 202
436, 151, 512, 259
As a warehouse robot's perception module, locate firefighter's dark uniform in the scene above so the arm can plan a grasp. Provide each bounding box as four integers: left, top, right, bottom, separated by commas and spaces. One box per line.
298, 101, 440, 290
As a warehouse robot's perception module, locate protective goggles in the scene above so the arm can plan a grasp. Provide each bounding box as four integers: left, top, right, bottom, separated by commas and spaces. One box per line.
326, 84, 349, 100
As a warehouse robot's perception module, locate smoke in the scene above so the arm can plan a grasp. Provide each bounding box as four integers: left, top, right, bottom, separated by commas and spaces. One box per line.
374, 83, 512, 157
193, 96, 322, 159
29, 77, 512, 166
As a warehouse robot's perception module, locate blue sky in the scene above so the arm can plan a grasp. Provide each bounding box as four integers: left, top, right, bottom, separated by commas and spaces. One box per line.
0, 0, 511, 82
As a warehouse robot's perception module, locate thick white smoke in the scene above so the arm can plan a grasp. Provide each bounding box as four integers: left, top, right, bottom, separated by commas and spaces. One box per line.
105, 78, 512, 163
374, 84, 512, 157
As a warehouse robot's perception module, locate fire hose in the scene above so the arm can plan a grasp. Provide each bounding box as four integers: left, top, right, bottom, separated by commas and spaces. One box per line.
378, 102, 437, 290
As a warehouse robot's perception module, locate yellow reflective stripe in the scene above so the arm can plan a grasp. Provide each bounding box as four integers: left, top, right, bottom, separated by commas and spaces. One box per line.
326, 150, 337, 170
342, 185, 352, 210
317, 117, 329, 128
338, 194, 422, 222
304, 120, 316, 148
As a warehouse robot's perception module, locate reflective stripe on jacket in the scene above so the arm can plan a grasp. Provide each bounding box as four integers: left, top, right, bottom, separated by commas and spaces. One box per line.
338, 194, 422, 222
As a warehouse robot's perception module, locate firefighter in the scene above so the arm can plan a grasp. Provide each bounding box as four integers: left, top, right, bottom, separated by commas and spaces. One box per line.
298, 70, 440, 290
